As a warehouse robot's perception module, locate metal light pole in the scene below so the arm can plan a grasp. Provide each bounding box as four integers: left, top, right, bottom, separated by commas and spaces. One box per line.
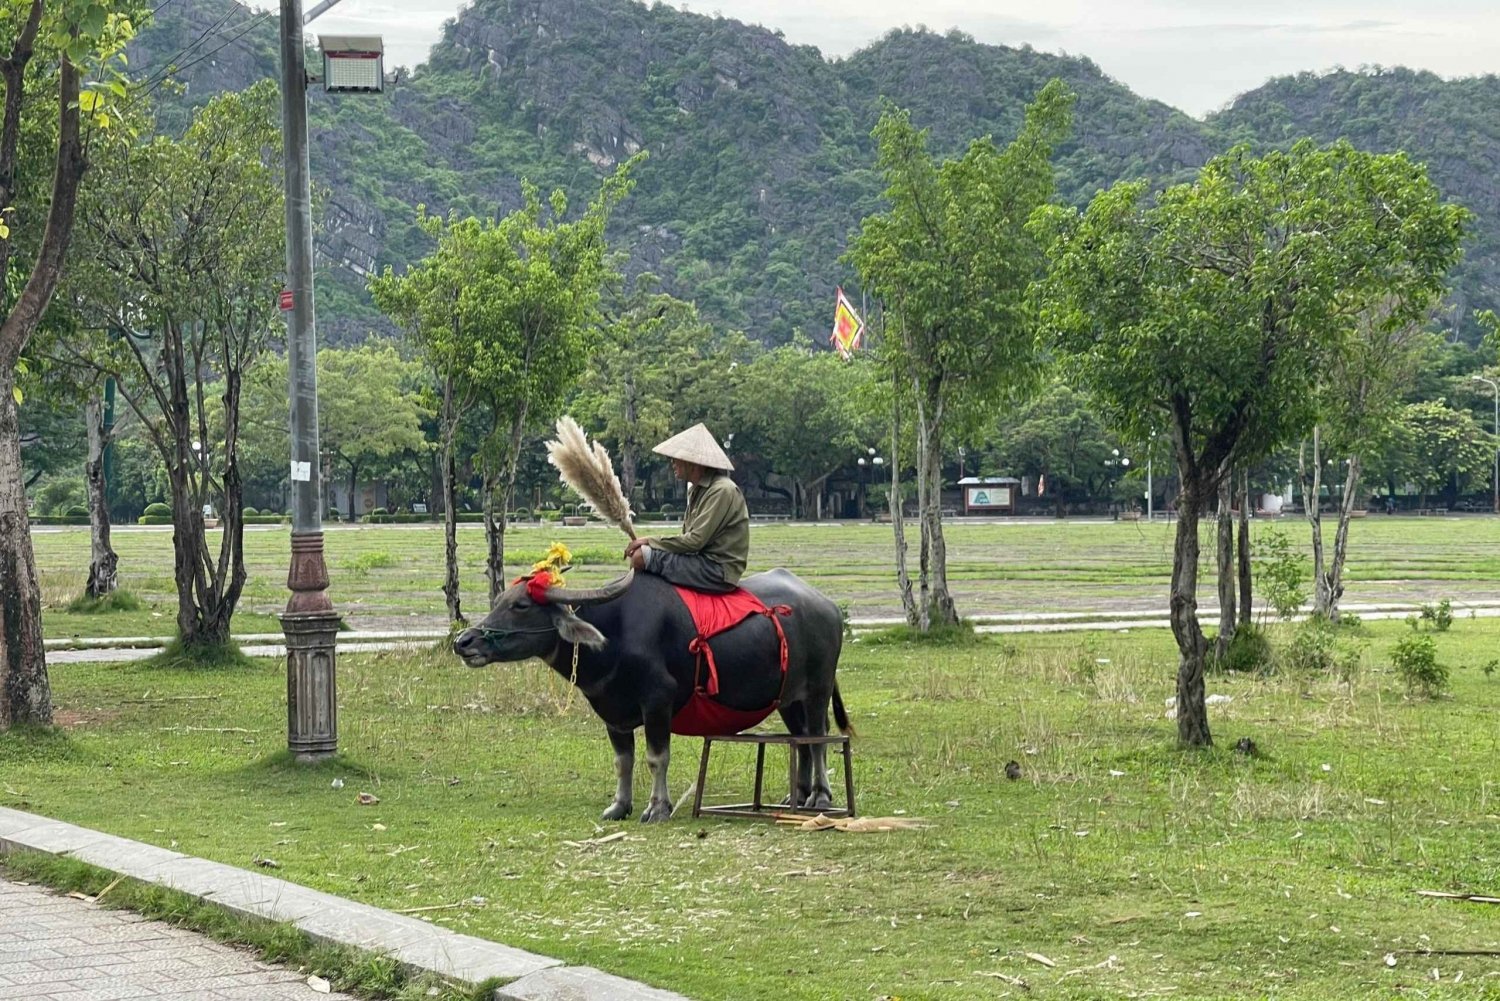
280, 0, 342, 761
1475, 375, 1499, 515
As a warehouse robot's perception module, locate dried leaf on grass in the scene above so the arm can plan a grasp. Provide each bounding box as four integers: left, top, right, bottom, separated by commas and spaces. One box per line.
306, 974, 332, 993
357, 792, 380, 806
562, 830, 629, 849
975, 971, 1029, 989
775, 813, 930, 832
1416, 890, 1500, 904
1025, 952, 1056, 968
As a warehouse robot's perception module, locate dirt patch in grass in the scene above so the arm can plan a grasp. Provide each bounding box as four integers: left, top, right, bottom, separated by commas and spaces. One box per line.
52, 707, 123, 729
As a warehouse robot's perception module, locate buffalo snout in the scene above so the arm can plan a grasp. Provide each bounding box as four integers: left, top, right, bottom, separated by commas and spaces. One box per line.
452, 628, 489, 666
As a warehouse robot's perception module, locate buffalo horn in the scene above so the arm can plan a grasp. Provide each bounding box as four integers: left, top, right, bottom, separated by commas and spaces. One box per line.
544, 570, 635, 606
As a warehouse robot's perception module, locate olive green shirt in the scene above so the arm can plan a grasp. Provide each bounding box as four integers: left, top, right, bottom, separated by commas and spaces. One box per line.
648, 471, 750, 584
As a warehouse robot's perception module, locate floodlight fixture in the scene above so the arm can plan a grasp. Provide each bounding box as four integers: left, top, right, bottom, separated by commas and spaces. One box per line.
320, 35, 384, 93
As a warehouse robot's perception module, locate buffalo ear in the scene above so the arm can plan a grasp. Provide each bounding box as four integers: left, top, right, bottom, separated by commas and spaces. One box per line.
554, 609, 607, 649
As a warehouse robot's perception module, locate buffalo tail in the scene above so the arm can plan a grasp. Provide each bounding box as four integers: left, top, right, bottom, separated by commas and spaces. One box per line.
832, 682, 855, 737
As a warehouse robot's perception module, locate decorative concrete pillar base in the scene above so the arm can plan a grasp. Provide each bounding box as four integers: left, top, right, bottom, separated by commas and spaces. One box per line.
283, 610, 339, 761
284, 531, 339, 760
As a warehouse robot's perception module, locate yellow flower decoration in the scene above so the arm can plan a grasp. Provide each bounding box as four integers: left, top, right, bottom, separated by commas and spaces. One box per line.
528, 541, 573, 587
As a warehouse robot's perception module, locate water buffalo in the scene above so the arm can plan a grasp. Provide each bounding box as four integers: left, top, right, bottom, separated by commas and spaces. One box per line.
452, 568, 849, 822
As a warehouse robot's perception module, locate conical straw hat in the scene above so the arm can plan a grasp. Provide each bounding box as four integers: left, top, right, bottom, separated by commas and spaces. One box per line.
652, 423, 734, 471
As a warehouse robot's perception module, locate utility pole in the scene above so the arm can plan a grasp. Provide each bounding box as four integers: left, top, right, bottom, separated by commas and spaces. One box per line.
280, 0, 341, 761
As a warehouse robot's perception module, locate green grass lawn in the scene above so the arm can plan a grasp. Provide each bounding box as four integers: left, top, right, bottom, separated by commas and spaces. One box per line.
4, 617, 1499, 999
27, 515, 1500, 639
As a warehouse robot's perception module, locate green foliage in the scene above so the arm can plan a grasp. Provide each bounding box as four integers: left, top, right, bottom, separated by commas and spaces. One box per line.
1390, 632, 1447, 698
370, 159, 640, 541
142, 637, 255, 671
340, 550, 398, 576
1037, 141, 1468, 471
860, 620, 981, 646
1372, 400, 1493, 505
64, 589, 141, 614
1281, 618, 1363, 685
1252, 528, 1308, 622
1419, 598, 1455, 632
141, 502, 170, 517
1215, 623, 1273, 674
33, 476, 86, 515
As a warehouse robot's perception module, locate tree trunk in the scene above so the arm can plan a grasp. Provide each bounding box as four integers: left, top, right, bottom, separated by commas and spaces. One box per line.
1213, 468, 1236, 661
917, 385, 957, 628
85, 393, 117, 599
620, 370, 638, 500
1301, 429, 1332, 617
912, 391, 931, 630
0, 22, 87, 725
484, 409, 529, 607
1236, 468, 1252, 625
1170, 480, 1211, 746
1322, 455, 1362, 623
0, 373, 51, 726
439, 378, 464, 626
888, 395, 917, 626
346, 461, 359, 522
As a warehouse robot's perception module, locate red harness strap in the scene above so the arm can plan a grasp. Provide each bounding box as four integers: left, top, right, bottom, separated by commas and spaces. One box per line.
669, 586, 792, 737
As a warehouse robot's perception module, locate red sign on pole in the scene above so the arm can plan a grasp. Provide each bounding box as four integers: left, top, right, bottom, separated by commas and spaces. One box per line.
279, 289, 294, 311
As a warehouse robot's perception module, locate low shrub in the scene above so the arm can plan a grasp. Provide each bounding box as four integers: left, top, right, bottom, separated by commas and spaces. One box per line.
65, 590, 143, 614
243, 507, 259, 517
143, 502, 171, 517
861, 620, 981, 647
1216, 623, 1273, 674
1419, 598, 1454, 632
370, 507, 388, 517
363, 512, 433, 524
1391, 633, 1446, 698
341, 550, 398, 575
243, 515, 288, 525
63, 504, 88, 517
31, 515, 90, 525
137, 514, 173, 525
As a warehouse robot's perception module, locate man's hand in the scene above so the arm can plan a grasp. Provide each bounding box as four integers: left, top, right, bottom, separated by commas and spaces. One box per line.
624, 537, 647, 558
624, 537, 648, 571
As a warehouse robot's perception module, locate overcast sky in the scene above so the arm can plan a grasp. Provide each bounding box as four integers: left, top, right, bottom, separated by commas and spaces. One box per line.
310, 0, 1499, 117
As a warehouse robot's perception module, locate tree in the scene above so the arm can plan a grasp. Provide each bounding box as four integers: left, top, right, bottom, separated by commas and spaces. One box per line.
735, 338, 879, 519
1377, 400, 1492, 507
1301, 312, 1428, 621
373, 158, 637, 613
574, 275, 716, 504
986, 380, 1115, 515
1, 1, 138, 727
318, 344, 430, 520
847, 80, 1074, 630
241, 344, 431, 520
1037, 140, 1466, 746
62, 81, 284, 651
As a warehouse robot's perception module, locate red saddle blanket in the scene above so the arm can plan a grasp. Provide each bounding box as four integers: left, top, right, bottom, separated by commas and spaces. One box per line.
669, 586, 792, 736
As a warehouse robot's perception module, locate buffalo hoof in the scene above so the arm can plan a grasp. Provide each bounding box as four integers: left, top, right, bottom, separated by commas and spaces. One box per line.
640, 801, 674, 823
601, 801, 632, 822
803, 791, 834, 810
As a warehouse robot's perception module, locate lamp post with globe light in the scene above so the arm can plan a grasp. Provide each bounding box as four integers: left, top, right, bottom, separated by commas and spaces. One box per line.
856, 447, 883, 519
1104, 448, 1131, 517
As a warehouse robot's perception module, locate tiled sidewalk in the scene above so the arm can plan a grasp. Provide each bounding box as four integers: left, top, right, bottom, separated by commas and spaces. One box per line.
0, 877, 356, 1000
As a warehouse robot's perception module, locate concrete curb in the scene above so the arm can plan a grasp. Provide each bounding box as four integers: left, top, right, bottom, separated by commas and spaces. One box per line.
0, 806, 692, 1000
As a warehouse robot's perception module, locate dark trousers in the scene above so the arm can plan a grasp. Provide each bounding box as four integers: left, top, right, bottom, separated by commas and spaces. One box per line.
642, 546, 736, 593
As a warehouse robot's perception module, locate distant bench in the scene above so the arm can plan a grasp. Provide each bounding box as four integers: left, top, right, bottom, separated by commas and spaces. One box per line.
1415, 507, 1449, 516
750, 514, 791, 522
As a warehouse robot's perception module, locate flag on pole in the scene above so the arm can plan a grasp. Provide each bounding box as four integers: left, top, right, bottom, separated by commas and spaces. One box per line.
831, 286, 864, 359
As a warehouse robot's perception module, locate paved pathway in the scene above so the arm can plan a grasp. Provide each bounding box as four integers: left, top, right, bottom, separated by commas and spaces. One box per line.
0, 877, 356, 1000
